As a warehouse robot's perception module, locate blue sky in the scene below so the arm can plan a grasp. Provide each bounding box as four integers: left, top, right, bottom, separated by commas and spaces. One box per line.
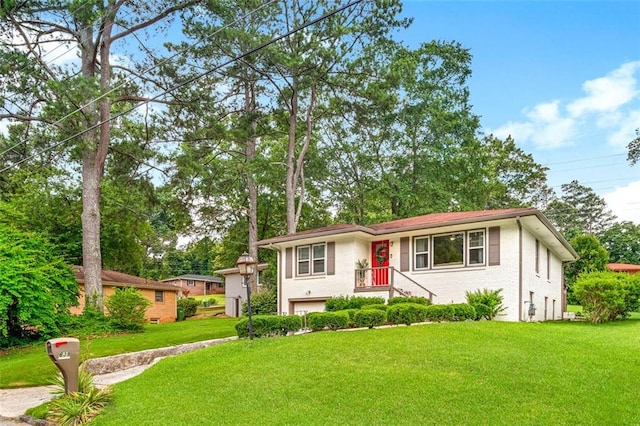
397, 0, 640, 223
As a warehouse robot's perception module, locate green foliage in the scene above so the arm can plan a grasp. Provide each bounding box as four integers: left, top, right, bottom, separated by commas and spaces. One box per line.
600, 221, 640, 264
465, 288, 506, 320
424, 304, 455, 322
177, 298, 200, 318
387, 303, 428, 325
573, 272, 640, 323
306, 312, 350, 331
241, 289, 277, 315
325, 296, 385, 311
63, 305, 114, 336
387, 296, 431, 306
234, 315, 302, 338
0, 222, 79, 348
353, 309, 387, 329
48, 368, 112, 425
104, 287, 151, 332
450, 303, 477, 321
364, 303, 389, 312
565, 234, 610, 303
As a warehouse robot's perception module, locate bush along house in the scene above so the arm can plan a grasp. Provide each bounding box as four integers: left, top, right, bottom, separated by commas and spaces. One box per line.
257, 208, 578, 322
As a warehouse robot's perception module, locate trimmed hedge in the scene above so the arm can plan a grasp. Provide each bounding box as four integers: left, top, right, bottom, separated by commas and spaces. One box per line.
306, 311, 350, 331
387, 303, 428, 325
365, 304, 389, 312
424, 304, 455, 322
325, 296, 385, 311
450, 303, 476, 321
387, 296, 431, 306
235, 315, 302, 338
353, 309, 387, 329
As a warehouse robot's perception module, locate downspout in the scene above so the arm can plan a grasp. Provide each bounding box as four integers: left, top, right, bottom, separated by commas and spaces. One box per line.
516, 216, 523, 322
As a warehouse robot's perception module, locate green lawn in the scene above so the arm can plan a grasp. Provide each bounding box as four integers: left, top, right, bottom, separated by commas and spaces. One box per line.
0, 317, 238, 388
189, 294, 226, 305
91, 320, 640, 426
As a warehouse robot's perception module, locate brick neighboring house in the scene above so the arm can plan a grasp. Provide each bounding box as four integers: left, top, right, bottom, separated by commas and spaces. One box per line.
71, 267, 180, 323
607, 263, 640, 274
160, 274, 224, 297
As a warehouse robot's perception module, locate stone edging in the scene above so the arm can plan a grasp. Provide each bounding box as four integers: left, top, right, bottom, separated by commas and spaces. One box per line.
82, 336, 238, 375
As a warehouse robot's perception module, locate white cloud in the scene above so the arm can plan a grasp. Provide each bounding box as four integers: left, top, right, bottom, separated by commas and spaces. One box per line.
489, 61, 640, 151
604, 180, 640, 224
492, 100, 578, 149
567, 61, 640, 117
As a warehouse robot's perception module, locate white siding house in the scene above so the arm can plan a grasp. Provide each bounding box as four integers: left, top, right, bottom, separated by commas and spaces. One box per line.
257, 208, 578, 322
215, 263, 269, 317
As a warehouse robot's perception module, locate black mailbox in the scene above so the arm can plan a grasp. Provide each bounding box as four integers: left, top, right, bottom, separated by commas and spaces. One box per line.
46, 337, 80, 394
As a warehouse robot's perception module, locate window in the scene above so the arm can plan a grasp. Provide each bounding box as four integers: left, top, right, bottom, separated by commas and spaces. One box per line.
155, 291, 164, 303
297, 243, 326, 275
468, 231, 484, 265
433, 233, 464, 267
414, 237, 429, 269
187, 279, 195, 286
217, 282, 224, 288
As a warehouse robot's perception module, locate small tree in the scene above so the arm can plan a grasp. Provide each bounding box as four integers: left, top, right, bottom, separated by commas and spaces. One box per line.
0, 222, 78, 348
104, 288, 151, 332
565, 234, 609, 303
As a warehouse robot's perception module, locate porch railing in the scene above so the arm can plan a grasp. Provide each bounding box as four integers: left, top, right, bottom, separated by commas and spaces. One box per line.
354, 267, 436, 302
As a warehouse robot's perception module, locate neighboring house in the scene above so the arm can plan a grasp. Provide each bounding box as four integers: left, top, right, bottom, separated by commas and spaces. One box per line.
71, 267, 180, 323
214, 264, 269, 317
607, 263, 640, 274
257, 208, 578, 322
161, 274, 224, 297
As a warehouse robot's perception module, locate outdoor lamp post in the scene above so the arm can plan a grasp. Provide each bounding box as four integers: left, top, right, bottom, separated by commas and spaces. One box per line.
236, 252, 257, 340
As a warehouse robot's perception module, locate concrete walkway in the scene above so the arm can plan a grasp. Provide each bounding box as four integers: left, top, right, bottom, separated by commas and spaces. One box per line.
0, 336, 238, 425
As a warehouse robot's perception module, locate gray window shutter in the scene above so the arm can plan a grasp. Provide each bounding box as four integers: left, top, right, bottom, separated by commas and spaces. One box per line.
400, 237, 410, 271
327, 242, 335, 275
488, 227, 500, 266
285, 247, 293, 278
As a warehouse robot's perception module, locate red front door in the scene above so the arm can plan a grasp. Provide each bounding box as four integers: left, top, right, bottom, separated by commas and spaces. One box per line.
371, 240, 390, 285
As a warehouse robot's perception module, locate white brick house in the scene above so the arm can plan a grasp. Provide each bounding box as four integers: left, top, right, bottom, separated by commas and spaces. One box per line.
257, 208, 578, 322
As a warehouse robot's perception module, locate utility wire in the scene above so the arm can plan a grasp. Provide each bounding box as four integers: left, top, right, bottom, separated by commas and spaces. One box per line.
0, 0, 282, 161
0, 0, 366, 174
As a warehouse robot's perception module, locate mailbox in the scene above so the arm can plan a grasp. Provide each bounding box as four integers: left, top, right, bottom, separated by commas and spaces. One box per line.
46, 337, 80, 394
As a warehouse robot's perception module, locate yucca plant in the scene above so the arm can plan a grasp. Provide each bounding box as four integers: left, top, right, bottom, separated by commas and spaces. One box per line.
48, 367, 112, 425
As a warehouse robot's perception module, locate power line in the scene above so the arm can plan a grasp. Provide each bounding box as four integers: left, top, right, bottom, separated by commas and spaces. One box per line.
0, 0, 282, 161
0, 0, 366, 174
541, 153, 626, 166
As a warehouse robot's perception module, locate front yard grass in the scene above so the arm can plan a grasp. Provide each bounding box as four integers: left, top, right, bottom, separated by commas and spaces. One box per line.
0, 317, 238, 388
92, 319, 640, 425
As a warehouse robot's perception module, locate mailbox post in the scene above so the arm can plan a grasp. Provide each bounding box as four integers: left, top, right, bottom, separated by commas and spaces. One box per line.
46, 337, 80, 394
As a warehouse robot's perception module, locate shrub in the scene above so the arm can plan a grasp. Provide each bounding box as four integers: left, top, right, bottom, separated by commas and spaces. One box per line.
279, 315, 303, 334
573, 271, 640, 323
234, 315, 302, 338
48, 367, 112, 425
177, 298, 200, 318
365, 304, 389, 312
306, 311, 350, 331
104, 287, 151, 332
387, 303, 428, 325
450, 303, 476, 321
353, 309, 387, 329
241, 289, 277, 315
334, 309, 358, 327
387, 296, 431, 306
425, 304, 455, 322
465, 288, 506, 320
325, 296, 385, 311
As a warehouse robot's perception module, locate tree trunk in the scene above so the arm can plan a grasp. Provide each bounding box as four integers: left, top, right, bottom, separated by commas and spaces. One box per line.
245, 79, 259, 294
